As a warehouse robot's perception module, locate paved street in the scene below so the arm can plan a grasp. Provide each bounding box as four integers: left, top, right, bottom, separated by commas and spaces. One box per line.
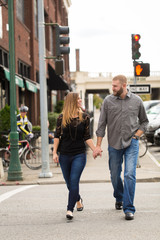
0, 183, 160, 240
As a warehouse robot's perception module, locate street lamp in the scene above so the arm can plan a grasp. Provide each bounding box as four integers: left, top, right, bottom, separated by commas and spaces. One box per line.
7, 0, 23, 181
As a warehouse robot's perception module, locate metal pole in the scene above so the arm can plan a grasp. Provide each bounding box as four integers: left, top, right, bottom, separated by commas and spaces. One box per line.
7, 0, 23, 180
133, 61, 141, 168
37, 0, 52, 178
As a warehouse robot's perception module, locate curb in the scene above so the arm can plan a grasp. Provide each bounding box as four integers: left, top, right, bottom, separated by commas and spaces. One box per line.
1, 177, 160, 186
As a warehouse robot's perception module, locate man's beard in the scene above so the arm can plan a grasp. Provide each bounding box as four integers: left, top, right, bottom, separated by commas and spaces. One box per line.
114, 87, 123, 97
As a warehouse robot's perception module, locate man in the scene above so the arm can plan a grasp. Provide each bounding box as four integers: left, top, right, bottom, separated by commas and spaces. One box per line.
4, 106, 33, 162
17, 106, 33, 140
93, 75, 148, 220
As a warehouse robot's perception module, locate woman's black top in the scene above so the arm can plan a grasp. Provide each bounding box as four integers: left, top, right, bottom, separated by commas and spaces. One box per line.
54, 112, 91, 155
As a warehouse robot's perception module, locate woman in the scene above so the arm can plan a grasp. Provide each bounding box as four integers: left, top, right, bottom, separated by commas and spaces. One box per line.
53, 93, 96, 220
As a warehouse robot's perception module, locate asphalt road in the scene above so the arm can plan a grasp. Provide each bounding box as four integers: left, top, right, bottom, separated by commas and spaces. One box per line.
0, 182, 160, 240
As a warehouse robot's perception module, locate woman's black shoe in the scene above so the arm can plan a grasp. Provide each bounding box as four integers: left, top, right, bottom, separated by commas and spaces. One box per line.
77, 198, 84, 211
66, 211, 73, 220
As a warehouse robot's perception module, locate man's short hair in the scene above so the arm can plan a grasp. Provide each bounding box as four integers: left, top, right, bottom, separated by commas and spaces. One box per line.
112, 75, 127, 84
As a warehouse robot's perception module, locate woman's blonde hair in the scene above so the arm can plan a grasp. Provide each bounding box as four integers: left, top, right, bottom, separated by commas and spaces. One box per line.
62, 92, 83, 127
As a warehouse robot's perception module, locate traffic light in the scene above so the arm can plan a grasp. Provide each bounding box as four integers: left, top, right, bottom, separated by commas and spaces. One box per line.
134, 62, 150, 77
132, 34, 141, 60
55, 25, 70, 57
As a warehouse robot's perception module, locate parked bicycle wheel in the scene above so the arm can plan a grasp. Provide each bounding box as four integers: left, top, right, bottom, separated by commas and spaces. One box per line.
24, 147, 41, 170
139, 135, 148, 158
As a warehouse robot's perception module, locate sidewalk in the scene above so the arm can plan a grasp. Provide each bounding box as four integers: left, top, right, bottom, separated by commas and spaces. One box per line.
0, 110, 160, 185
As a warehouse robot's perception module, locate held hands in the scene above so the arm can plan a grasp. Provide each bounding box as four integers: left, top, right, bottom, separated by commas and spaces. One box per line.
53, 153, 59, 163
93, 146, 103, 159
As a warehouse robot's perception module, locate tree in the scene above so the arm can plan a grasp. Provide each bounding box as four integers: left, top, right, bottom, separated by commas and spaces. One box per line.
93, 94, 103, 109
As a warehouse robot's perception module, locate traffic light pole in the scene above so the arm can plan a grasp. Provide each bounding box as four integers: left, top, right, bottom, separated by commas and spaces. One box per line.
133, 60, 137, 85
37, 0, 52, 178
7, 0, 23, 181
133, 61, 141, 168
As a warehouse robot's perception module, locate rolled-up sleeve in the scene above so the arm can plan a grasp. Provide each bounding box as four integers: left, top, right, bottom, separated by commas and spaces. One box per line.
138, 101, 149, 132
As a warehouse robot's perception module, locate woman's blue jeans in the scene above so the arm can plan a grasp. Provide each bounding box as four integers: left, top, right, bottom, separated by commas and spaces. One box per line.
108, 138, 139, 214
59, 153, 86, 212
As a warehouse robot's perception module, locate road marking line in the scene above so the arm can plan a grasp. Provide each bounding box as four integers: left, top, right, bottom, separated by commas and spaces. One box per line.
0, 185, 37, 203
147, 151, 160, 167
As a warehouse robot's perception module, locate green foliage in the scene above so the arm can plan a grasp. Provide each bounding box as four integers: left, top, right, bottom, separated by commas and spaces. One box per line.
0, 104, 20, 131
0, 104, 11, 131
93, 94, 103, 109
32, 112, 59, 133
32, 125, 41, 132
55, 100, 64, 113
0, 133, 8, 148
0, 104, 10, 147
48, 112, 59, 131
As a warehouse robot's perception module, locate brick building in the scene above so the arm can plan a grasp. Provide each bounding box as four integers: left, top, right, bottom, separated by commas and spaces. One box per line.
0, 0, 71, 125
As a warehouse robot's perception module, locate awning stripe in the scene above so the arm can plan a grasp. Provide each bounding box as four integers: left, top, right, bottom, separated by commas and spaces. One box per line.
25, 80, 37, 93
3, 67, 25, 88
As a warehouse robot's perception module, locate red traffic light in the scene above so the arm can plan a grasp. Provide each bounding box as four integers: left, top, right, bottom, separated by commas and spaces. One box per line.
132, 34, 141, 60
134, 34, 140, 41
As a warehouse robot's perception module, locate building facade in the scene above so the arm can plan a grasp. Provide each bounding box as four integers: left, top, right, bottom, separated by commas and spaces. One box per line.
0, 0, 71, 125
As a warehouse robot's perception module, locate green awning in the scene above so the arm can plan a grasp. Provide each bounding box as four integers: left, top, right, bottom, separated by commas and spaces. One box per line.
25, 79, 38, 93
4, 68, 10, 80
1, 66, 39, 92
3, 67, 25, 88
15, 75, 25, 88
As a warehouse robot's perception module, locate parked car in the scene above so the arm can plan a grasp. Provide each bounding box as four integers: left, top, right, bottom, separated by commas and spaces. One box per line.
146, 103, 160, 122
145, 113, 160, 143
154, 128, 160, 146
143, 100, 160, 111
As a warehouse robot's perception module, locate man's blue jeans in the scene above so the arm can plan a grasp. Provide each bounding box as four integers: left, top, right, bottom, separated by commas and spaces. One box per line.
59, 153, 86, 212
108, 138, 139, 214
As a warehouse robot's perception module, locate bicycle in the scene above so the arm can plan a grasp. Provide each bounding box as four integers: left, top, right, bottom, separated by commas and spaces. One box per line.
139, 134, 148, 158
0, 135, 41, 171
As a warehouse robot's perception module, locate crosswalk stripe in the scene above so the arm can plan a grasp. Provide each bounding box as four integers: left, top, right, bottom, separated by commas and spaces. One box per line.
0, 185, 37, 203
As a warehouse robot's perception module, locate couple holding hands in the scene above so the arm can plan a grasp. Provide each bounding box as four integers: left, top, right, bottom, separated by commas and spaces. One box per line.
53, 75, 148, 221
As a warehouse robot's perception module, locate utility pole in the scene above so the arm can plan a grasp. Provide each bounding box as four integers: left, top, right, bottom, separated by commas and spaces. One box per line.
37, 0, 52, 178
7, 0, 23, 180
